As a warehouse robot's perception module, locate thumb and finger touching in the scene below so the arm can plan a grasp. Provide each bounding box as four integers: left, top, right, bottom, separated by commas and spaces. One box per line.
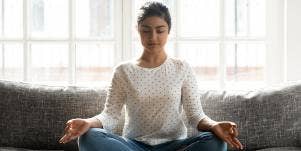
59, 121, 86, 144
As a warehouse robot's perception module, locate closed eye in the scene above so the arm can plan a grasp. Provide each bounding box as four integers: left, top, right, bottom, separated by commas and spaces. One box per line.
157, 30, 165, 33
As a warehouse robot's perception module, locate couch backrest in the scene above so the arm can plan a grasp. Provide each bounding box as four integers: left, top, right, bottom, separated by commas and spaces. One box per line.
0, 80, 107, 151
0, 80, 300, 151
199, 84, 301, 150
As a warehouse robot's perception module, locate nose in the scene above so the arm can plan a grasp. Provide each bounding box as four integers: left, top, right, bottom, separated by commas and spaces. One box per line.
149, 30, 157, 40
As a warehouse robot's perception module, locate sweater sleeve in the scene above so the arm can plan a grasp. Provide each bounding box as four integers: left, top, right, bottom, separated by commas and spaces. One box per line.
181, 61, 206, 129
94, 66, 126, 132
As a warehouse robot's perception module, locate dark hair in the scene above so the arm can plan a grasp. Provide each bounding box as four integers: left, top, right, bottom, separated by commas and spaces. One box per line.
137, 2, 171, 33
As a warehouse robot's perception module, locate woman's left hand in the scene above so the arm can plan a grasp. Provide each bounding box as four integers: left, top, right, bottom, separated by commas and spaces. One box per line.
210, 121, 243, 150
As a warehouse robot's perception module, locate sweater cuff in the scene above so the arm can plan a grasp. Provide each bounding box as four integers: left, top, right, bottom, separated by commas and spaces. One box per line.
189, 112, 207, 130
93, 113, 118, 132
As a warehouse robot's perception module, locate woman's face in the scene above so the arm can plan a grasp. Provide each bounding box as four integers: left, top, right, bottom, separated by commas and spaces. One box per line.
138, 16, 169, 53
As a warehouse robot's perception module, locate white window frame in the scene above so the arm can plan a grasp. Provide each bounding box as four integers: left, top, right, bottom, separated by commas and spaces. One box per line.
124, 0, 285, 90
0, 0, 285, 89
0, 0, 123, 86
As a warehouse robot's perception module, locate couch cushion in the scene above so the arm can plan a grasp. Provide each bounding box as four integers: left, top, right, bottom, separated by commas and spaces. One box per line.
0, 80, 107, 151
198, 83, 301, 150
197, 90, 249, 151
0, 147, 63, 151
256, 147, 301, 151
1, 80, 300, 151
245, 84, 301, 150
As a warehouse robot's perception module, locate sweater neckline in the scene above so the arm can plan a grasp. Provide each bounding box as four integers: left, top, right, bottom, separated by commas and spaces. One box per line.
133, 57, 169, 71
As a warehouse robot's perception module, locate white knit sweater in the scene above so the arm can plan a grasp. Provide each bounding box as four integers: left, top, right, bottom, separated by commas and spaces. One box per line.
95, 57, 206, 145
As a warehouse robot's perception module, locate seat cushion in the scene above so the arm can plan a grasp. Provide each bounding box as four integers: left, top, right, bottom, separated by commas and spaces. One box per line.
0, 147, 63, 151
256, 147, 301, 151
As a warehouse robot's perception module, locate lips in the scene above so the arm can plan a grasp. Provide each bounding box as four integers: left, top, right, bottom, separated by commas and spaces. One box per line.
148, 43, 159, 46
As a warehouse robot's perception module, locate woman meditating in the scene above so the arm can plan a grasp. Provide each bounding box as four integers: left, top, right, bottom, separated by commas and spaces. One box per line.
59, 2, 243, 151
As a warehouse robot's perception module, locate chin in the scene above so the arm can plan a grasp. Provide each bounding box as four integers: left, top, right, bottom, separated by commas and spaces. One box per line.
146, 47, 163, 52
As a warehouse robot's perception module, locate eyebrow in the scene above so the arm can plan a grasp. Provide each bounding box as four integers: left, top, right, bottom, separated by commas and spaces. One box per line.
141, 25, 167, 29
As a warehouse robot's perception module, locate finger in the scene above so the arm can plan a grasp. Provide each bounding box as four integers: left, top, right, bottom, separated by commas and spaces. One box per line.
222, 134, 239, 150
223, 123, 236, 131
232, 137, 244, 150
223, 136, 234, 148
226, 124, 238, 136
229, 127, 234, 135
68, 127, 78, 134
59, 131, 79, 144
229, 136, 243, 150
66, 119, 74, 125
61, 126, 72, 144
230, 122, 237, 127
64, 124, 70, 133
59, 134, 70, 144
232, 127, 239, 137
228, 137, 240, 150
61, 133, 80, 144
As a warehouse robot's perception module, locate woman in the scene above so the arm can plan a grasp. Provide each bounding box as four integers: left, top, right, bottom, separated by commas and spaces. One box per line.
59, 2, 243, 151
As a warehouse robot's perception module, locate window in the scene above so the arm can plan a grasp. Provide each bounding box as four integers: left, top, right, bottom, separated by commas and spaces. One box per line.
0, 0, 273, 89
0, 0, 117, 86
132, 0, 266, 89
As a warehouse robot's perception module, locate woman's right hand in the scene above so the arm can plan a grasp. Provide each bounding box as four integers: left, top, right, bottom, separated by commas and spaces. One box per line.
59, 118, 91, 144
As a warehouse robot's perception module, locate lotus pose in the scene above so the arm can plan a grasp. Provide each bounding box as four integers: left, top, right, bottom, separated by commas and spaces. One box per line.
59, 2, 243, 151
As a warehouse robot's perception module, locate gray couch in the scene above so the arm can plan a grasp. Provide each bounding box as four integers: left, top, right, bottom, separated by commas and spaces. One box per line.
0, 80, 300, 151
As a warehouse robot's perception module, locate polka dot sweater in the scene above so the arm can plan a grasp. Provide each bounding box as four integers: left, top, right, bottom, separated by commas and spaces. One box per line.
94, 57, 206, 145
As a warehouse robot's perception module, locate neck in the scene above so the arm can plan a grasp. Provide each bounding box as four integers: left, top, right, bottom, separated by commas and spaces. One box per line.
136, 49, 167, 68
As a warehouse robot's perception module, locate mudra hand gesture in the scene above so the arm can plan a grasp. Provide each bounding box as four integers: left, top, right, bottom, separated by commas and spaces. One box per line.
59, 118, 91, 144
210, 121, 243, 150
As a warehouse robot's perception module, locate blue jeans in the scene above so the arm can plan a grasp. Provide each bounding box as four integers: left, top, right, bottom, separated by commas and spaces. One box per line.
79, 128, 227, 151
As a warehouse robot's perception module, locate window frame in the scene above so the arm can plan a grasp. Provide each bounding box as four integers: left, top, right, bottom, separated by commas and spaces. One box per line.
128, 0, 283, 90
0, 0, 285, 89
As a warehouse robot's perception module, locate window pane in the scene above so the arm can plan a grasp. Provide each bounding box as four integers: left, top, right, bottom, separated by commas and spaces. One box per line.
30, 43, 68, 84
225, 42, 265, 81
132, 41, 175, 58
249, 0, 265, 37
0, 0, 23, 38
225, 0, 265, 37
30, 0, 68, 38
0, 43, 23, 80
180, 0, 219, 37
76, 43, 114, 86
178, 42, 219, 81
75, 0, 114, 39
132, 0, 175, 40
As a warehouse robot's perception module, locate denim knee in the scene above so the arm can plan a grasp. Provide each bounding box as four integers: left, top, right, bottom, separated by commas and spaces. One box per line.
79, 128, 106, 142
206, 133, 226, 147
78, 128, 108, 151
202, 132, 226, 144
87, 128, 107, 137
187, 132, 227, 151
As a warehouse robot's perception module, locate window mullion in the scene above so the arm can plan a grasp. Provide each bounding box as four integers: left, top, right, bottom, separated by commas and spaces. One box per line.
115, 0, 122, 65
1, 0, 4, 77
23, 0, 29, 81
247, 0, 250, 36
174, 0, 180, 58
69, 0, 75, 85
122, 0, 132, 61
219, 0, 226, 90
1, 45, 4, 78
1, 0, 4, 36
